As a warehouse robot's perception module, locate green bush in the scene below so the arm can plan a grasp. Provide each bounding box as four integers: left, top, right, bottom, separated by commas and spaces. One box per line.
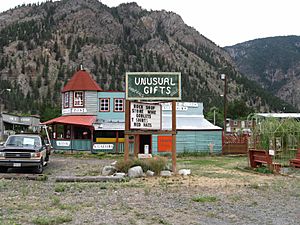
255, 166, 273, 174
192, 195, 218, 203
146, 156, 168, 175
115, 159, 134, 173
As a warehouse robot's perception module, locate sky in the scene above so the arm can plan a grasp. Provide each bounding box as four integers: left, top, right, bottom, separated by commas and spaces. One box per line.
1, 0, 299, 47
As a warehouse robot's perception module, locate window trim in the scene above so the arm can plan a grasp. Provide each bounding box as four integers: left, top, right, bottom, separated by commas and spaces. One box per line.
99, 98, 110, 112
64, 92, 69, 108
73, 91, 84, 108
113, 98, 125, 112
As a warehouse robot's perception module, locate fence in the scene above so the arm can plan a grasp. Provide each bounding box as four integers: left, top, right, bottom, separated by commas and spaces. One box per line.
222, 134, 248, 154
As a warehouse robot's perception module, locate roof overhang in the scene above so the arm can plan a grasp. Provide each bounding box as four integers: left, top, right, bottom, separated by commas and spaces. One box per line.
42, 115, 96, 127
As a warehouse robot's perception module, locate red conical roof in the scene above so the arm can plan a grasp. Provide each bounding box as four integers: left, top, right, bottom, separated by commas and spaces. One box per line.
62, 70, 102, 92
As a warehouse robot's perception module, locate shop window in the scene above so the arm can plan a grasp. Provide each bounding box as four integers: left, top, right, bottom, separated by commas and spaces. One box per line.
74, 91, 84, 107
114, 98, 124, 112
64, 92, 69, 108
53, 125, 71, 139
73, 127, 91, 139
99, 98, 110, 112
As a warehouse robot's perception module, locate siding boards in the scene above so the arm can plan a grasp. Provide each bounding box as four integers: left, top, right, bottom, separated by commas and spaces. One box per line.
152, 131, 222, 154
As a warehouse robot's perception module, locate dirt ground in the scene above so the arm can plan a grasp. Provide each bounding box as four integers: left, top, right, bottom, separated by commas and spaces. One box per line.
0, 154, 299, 225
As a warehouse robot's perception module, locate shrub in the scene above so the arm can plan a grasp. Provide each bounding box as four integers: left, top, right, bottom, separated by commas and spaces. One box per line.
255, 166, 273, 174
115, 159, 134, 173
132, 158, 151, 172
146, 156, 168, 175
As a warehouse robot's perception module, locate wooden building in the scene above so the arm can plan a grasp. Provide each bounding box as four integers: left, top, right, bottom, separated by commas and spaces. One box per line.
43, 69, 222, 154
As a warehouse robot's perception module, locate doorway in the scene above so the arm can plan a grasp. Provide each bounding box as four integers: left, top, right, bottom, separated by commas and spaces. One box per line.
139, 135, 152, 154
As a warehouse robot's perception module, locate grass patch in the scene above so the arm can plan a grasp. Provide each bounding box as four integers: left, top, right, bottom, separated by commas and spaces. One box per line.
199, 171, 239, 179
255, 166, 273, 174
54, 184, 68, 193
247, 183, 269, 190
192, 195, 218, 203
178, 156, 246, 168
32, 215, 72, 225
0, 180, 8, 191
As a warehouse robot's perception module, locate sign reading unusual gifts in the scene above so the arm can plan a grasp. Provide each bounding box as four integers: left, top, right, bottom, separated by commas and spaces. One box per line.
126, 72, 181, 100
130, 102, 161, 130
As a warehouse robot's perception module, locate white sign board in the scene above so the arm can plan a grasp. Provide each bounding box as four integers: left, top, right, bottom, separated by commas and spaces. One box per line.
93, 144, 114, 150
62, 108, 87, 114
130, 102, 161, 130
56, 141, 71, 147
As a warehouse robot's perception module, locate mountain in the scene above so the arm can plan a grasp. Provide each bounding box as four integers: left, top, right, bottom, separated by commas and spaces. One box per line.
0, 0, 295, 119
225, 35, 300, 110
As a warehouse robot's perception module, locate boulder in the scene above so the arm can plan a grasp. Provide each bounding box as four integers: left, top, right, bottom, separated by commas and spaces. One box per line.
160, 170, 172, 177
146, 170, 155, 176
128, 166, 144, 178
113, 172, 126, 178
178, 169, 191, 176
111, 161, 117, 166
102, 166, 116, 176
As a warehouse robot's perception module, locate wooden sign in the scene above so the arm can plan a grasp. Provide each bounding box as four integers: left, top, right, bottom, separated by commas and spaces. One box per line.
130, 102, 161, 130
126, 72, 181, 100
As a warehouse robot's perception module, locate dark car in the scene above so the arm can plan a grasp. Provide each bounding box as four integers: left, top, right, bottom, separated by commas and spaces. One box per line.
0, 134, 51, 173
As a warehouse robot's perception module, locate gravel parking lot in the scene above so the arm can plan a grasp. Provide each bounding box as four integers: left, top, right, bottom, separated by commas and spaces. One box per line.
0, 154, 299, 225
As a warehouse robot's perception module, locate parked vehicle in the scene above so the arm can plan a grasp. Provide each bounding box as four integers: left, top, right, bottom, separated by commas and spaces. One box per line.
0, 134, 51, 173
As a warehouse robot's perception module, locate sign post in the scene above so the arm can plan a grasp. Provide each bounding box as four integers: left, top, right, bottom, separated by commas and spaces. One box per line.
172, 100, 176, 172
124, 100, 130, 161
125, 72, 181, 173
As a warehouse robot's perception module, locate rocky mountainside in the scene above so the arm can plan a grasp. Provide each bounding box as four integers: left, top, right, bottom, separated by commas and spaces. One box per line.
225, 35, 300, 109
0, 0, 294, 118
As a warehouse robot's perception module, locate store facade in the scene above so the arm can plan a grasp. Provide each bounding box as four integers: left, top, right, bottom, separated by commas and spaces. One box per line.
43, 69, 222, 154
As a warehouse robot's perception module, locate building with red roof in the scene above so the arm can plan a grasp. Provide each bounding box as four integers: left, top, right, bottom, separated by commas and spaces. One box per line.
62, 70, 102, 92
42, 68, 125, 152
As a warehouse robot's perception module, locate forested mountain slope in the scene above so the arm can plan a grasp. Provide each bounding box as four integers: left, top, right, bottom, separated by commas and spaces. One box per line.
0, 0, 294, 120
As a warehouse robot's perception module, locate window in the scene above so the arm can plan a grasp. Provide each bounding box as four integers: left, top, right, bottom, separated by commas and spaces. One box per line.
64, 92, 69, 108
99, 98, 110, 112
74, 91, 84, 107
114, 98, 124, 112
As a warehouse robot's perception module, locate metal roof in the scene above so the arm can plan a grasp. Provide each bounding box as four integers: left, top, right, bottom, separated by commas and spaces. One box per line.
162, 115, 222, 130
256, 113, 300, 118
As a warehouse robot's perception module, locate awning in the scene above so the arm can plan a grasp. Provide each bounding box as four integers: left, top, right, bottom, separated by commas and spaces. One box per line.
42, 115, 96, 127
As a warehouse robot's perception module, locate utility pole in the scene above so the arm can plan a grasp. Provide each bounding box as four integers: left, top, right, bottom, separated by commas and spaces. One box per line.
220, 74, 227, 133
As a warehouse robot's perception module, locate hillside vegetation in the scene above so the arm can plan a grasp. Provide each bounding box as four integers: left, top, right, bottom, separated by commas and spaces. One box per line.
226, 35, 300, 109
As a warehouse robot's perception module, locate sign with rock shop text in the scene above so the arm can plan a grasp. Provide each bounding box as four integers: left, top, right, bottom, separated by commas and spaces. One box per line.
126, 72, 181, 100
130, 102, 161, 130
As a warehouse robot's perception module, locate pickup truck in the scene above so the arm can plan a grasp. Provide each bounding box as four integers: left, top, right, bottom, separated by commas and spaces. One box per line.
0, 134, 51, 174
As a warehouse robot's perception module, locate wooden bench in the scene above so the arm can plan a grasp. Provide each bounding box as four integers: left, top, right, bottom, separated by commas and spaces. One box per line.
290, 149, 300, 168
249, 149, 272, 168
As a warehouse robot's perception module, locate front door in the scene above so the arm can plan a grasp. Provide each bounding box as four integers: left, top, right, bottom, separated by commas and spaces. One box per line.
139, 135, 151, 154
